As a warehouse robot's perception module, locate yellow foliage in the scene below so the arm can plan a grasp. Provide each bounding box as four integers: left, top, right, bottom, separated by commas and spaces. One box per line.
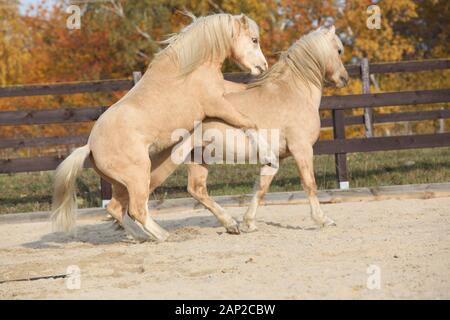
0, 5, 31, 86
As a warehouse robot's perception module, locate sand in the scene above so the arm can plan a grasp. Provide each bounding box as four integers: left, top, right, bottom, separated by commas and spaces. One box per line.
0, 197, 449, 299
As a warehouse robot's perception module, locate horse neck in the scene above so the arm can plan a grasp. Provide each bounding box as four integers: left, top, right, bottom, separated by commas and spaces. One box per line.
145, 54, 177, 76
143, 53, 225, 81
198, 58, 226, 74
276, 70, 324, 111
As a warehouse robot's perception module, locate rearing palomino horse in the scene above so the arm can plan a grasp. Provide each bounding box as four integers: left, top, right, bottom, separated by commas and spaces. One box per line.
51, 13, 268, 241
142, 25, 349, 233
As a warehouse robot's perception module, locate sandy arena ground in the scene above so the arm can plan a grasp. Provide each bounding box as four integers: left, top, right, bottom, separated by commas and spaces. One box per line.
0, 197, 449, 299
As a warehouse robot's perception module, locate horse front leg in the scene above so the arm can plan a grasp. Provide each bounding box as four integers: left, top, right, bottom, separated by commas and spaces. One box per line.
240, 164, 277, 232
289, 141, 336, 227
187, 163, 240, 234
205, 97, 257, 130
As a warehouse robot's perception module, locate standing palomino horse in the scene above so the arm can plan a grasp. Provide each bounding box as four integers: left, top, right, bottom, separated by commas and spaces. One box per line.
51, 13, 269, 242
141, 25, 349, 233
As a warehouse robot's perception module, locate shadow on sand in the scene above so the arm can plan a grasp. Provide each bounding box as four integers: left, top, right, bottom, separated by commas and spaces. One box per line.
21, 214, 226, 248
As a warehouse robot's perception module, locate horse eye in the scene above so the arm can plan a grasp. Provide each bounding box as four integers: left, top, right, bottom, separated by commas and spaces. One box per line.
338, 49, 342, 55
252, 38, 258, 44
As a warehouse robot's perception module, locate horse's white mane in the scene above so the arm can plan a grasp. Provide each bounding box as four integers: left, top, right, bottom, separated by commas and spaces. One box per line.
249, 27, 343, 89
152, 13, 237, 76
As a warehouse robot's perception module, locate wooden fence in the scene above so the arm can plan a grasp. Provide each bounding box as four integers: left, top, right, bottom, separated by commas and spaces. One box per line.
0, 59, 449, 203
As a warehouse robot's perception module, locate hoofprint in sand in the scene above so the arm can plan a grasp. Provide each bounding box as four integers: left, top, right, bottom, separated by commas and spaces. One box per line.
0, 197, 449, 299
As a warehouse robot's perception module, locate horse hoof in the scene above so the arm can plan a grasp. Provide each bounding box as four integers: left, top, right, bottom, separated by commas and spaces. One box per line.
312, 215, 336, 228
122, 214, 153, 242
239, 221, 258, 233
153, 229, 170, 242
225, 223, 240, 235
321, 217, 336, 228
111, 220, 124, 231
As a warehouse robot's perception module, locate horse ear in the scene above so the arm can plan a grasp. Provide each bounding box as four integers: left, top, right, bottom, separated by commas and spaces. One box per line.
240, 14, 249, 29
328, 25, 336, 35
319, 24, 336, 37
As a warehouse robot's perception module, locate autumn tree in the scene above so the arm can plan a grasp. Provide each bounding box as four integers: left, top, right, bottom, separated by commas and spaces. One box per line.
1, 0, 448, 146
0, 0, 31, 86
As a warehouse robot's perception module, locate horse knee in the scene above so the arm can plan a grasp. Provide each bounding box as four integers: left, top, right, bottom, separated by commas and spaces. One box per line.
302, 181, 318, 196
187, 184, 205, 200
187, 172, 208, 197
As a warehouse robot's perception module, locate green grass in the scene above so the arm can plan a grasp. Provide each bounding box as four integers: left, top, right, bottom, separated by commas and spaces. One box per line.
1, 147, 449, 214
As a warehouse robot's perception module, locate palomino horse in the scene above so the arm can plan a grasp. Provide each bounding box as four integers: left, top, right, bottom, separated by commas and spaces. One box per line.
51, 13, 269, 242
142, 25, 349, 233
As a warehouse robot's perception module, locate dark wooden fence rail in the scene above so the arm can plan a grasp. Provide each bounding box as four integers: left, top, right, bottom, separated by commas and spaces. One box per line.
1, 59, 448, 97
1, 59, 449, 203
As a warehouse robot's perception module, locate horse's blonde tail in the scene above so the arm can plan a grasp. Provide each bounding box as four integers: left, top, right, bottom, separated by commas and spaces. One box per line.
51, 144, 90, 233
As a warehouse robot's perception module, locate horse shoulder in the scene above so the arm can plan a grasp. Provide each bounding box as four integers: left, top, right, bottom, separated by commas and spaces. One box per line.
189, 66, 225, 94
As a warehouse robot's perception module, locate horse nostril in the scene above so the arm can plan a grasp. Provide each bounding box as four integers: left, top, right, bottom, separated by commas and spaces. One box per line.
340, 76, 348, 85
255, 65, 264, 74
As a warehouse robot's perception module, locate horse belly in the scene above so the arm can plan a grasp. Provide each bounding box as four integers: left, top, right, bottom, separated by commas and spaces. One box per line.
202, 122, 278, 165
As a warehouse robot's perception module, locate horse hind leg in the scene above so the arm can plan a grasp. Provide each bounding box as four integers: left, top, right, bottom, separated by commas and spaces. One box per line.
240, 165, 276, 233
149, 146, 181, 194
187, 163, 240, 234
106, 187, 160, 240
92, 156, 135, 233
94, 147, 169, 242
123, 161, 170, 242
91, 155, 127, 229
105, 184, 128, 230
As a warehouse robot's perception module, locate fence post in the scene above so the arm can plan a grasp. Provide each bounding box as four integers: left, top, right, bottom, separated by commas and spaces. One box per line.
332, 108, 349, 189
361, 58, 374, 137
100, 71, 143, 207
438, 107, 445, 133
133, 71, 142, 85
100, 178, 112, 208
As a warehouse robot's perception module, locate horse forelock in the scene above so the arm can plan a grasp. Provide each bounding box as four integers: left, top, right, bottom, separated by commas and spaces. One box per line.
152, 13, 238, 77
